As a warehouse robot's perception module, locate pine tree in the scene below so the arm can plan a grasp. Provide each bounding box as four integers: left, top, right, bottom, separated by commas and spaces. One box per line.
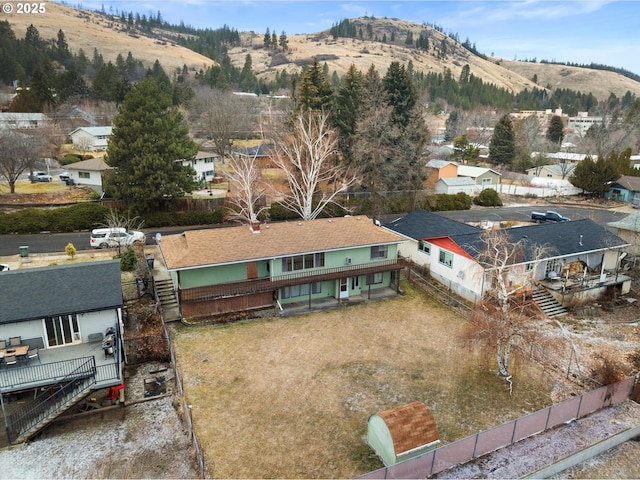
105, 78, 198, 213
263, 28, 271, 49
546, 115, 565, 146
489, 114, 516, 166
294, 57, 334, 113
334, 64, 364, 163
383, 61, 417, 128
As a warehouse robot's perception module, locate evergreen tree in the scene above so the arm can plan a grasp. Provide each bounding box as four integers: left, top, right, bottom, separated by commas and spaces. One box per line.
279, 31, 288, 51
546, 114, 564, 146
105, 78, 198, 213
382, 61, 416, 128
353, 65, 398, 212
570, 156, 620, 196
333, 64, 364, 163
239, 54, 257, 92
489, 114, 516, 165
294, 57, 334, 113
263, 28, 271, 49
54, 29, 71, 64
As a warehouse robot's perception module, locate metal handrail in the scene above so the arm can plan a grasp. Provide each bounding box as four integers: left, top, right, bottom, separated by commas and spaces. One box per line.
5, 357, 96, 443
0, 356, 98, 390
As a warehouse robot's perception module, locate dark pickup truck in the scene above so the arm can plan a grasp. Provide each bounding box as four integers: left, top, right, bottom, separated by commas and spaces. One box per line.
531, 210, 571, 223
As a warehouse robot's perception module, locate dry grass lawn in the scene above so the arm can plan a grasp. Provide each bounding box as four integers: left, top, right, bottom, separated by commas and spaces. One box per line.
169, 283, 553, 479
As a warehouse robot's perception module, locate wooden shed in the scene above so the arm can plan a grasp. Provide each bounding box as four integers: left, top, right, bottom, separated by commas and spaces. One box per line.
367, 401, 440, 466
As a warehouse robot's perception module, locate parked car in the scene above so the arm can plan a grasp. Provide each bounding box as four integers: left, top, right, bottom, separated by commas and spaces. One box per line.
31, 171, 53, 182
0, 264, 9, 272
90, 228, 146, 249
531, 211, 571, 223
59, 171, 71, 181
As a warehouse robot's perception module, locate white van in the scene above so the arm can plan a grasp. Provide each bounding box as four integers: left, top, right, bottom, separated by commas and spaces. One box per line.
90, 228, 146, 249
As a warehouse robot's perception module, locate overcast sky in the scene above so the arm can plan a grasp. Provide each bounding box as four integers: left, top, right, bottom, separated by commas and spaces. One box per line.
78, 1, 640, 76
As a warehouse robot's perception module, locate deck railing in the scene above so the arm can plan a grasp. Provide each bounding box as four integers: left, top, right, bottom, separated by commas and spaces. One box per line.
0, 356, 100, 390
179, 259, 403, 302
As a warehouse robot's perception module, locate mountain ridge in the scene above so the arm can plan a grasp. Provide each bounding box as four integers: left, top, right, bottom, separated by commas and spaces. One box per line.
6, 4, 640, 102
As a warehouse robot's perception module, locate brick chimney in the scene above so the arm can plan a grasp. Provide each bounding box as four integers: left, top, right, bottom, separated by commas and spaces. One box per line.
249, 216, 260, 233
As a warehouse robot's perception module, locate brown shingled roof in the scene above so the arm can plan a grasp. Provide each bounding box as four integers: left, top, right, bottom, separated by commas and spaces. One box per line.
377, 401, 440, 455
159, 216, 405, 270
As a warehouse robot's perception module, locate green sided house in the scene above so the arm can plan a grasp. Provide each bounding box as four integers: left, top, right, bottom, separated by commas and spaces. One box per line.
158, 216, 406, 319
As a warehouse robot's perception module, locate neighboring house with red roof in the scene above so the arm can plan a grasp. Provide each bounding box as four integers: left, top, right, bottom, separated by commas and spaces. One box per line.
385, 211, 629, 307
157, 216, 406, 319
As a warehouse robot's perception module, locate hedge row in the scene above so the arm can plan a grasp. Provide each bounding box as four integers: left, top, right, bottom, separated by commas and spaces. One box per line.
0, 192, 473, 234
0, 202, 225, 234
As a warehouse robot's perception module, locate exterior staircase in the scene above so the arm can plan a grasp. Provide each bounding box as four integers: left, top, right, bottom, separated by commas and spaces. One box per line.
154, 277, 181, 322
532, 286, 567, 317
155, 278, 178, 309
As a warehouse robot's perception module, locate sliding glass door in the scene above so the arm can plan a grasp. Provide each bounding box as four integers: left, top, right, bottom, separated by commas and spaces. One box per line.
44, 314, 81, 347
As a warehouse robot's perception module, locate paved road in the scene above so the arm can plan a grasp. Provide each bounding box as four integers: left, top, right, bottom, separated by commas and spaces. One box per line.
435, 205, 629, 228
0, 205, 631, 257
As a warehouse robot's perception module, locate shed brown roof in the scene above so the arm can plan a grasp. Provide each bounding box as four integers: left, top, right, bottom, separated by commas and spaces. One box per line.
159, 216, 404, 270
377, 401, 440, 455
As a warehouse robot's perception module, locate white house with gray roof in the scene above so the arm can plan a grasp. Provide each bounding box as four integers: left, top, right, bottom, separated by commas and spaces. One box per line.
69, 126, 113, 151
65, 156, 112, 193
434, 177, 478, 195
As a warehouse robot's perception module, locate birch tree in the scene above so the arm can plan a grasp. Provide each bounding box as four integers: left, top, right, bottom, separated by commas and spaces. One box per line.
272, 110, 356, 220
225, 152, 268, 223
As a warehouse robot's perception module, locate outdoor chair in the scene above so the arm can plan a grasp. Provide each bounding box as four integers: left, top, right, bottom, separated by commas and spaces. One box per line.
0, 340, 5, 350
9, 336, 21, 347
27, 348, 40, 365
3, 355, 17, 368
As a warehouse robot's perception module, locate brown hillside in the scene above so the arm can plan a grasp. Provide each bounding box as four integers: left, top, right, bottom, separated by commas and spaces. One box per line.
7, 7, 640, 101
6, 2, 215, 74
499, 60, 640, 101
228, 17, 640, 100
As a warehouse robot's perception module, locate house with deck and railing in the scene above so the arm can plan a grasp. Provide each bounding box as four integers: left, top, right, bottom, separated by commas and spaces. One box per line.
157, 216, 406, 319
0, 260, 124, 445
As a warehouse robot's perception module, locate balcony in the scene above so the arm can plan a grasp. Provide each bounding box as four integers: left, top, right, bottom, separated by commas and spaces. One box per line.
179, 259, 403, 303
0, 341, 122, 394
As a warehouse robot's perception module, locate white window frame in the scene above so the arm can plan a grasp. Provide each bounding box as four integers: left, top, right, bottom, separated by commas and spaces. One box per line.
439, 250, 453, 268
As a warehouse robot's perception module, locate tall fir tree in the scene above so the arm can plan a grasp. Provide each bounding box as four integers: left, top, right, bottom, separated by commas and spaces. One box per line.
546, 114, 565, 146
489, 114, 516, 166
382, 61, 417, 128
105, 78, 198, 213
333, 64, 364, 163
294, 57, 334, 114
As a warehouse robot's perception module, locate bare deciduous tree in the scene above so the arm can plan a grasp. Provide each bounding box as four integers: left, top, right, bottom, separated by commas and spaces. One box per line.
225, 152, 268, 224
0, 129, 49, 193
272, 110, 357, 220
191, 87, 257, 159
100, 209, 146, 257
463, 228, 554, 393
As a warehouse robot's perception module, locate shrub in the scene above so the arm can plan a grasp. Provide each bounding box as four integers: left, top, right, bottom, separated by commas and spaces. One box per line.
474, 188, 503, 207
590, 351, 630, 385
65, 242, 77, 259
118, 247, 138, 271
0, 203, 110, 234
61, 153, 82, 165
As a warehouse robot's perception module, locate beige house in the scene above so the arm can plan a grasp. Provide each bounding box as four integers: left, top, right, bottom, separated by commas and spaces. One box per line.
526, 163, 576, 180
457, 165, 501, 189
608, 212, 640, 255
